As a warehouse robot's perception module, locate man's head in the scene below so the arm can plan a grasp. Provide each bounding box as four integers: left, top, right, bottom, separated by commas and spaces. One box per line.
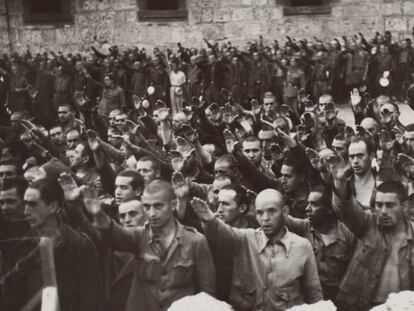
109, 109, 121, 127
242, 136, 262, 167
115, 113, 129, 132
305, 185, 333, 227
332, 133, 348, 160
258, 129, 276, 158
217, 185, 249, 224
24, 178, 64, 229
57, 104, 73, 124
375, 180, 408, 230
348, 137, 373, 176
118, 200, 145, 228
0, 160, 19, 186
380, 103, 399, 125
49, 125, 66, 147
207, 175, 232, 208
104, 74, 116, 88
107, 127, 123, 148
114, 169, 144, 205
66, 129, 81, 150
319, 94, 334, 112
255, 189, 287, 237
263, 92, 277, 117
142, 180, 175, 229
20, 131, 34, 148
136, 156, 161, 186
205, 104, 222, 127
360, 117, 379, 138
280, 155, 305, 193
214, 154, 240, 182
66, 142, 92, 170
0, 177, 28, 219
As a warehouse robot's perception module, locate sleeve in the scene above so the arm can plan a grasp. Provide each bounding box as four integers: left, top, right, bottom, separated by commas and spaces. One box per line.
332, 191, 371, 238
204, 217, 245, 256
193, 235, 216, 296
101, 220, 142, 253
78, 237, 104, 311
285, 216, 310, 237
302, 240, 323, 304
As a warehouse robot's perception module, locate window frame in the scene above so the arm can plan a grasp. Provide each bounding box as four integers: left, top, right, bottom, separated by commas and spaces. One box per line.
137, 0, 188, 22
23, 0, 73, 25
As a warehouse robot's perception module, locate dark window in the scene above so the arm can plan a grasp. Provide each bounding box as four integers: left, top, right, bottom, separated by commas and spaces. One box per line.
138, 0, 187, 21
147, 0, 179, 10
284, 0, 331, 15
23, 0, 72, 24
291, 0, 323, 6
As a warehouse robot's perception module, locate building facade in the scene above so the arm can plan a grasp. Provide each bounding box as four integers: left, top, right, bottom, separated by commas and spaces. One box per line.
0, 0, 413, 53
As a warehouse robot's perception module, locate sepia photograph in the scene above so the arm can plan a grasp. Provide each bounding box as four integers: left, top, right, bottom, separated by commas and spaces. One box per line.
1, 0, 414, 310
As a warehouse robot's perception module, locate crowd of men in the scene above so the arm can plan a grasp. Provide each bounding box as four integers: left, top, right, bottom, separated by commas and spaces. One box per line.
1, 30, 414, 311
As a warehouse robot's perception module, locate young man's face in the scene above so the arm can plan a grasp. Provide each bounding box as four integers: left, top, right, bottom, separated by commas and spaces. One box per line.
119, 201, 145, 228
49, 127, 65, 146
217, 189, 243, 224
207, 178, 232, 208
0, 187, 24, 219
136, 161, 158, 185
0, 164, 18, 185
375, 192, 406, 229
142, 190, 174, 229
66, 131, 81, 150
280, 165, 302, 193
332, 139, 347, 160
405, 131, 414, 152
242, 140, 262, 167
305, 191, 328, 226
58, 106, 71, 123
114, 176, 137, 205
66, 144, 86, 170
24, 188, 56, 229
348, 141, 371, 176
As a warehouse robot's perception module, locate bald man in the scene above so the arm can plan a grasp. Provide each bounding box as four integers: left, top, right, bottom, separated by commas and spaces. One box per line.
191, 189, 322, 311
88, 179, 216, 311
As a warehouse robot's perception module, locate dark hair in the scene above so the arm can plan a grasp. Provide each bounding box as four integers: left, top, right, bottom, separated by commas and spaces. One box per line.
282, 150, 304, 176
76, 142, 94, 167
117, 169, 144, 191
349, 136, 374, 155
1, 177, 28, 198
405, 123, 414, 132
333, 133, 346, 141
28, 178, 64, 206
138, 156, 160, 172
0, 159, 21, 175
221, 184, 249, 211
376, 180, 407, 202
309, 184, 332, 211
242, 135, 260, 145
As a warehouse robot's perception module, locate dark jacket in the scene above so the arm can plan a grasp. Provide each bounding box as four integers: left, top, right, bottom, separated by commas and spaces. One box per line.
2, 224, 103, 311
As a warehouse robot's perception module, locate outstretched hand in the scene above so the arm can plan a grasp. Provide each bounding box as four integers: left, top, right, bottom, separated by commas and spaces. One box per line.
223, 129, 238, 153
82, 185, 102, 216
59, 172, 81, 202
190, 197, 216, 223
172, 171, 190, 199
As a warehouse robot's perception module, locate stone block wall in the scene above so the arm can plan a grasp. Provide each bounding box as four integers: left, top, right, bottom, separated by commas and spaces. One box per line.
0, 0, 413, 53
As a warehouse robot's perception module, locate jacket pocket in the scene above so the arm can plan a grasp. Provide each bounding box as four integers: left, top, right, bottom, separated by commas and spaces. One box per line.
171, 260, 195, 287
274, 285, 301, 309
230, 278, 257, 311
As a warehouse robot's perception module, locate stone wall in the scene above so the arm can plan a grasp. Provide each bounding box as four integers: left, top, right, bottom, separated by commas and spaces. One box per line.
0, 0, 413, 53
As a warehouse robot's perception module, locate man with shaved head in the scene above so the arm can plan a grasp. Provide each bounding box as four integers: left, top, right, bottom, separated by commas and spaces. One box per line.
86, 179, 216, 311
191, 188, 322, 310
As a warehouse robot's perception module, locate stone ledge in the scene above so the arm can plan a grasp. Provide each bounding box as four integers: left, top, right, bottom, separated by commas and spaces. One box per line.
138, 9, 188, 21
283, 5, 332, 16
